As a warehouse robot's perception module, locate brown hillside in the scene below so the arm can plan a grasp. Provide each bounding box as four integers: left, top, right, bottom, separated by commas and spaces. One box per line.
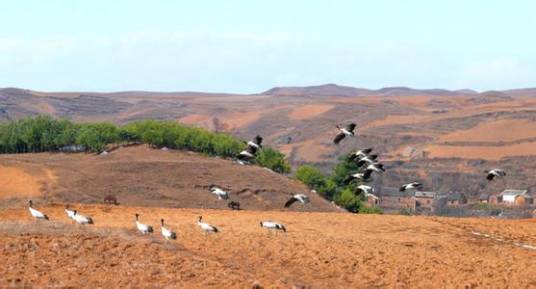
0, 146, 339, 212
3, 85, 536, 198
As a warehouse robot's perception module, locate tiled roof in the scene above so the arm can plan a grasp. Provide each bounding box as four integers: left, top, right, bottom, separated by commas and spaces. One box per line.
414, 191, 437, 198
499, 189, 528, 197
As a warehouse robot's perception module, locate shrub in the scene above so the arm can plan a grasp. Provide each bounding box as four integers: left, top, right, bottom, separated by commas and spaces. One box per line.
296, 165, 326, 188
334, 187, 362, 212
359, 206, 383, 214
255, 147, 291, 174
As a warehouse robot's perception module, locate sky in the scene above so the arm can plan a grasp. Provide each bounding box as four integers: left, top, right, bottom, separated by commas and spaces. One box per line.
1, 0, 535, 93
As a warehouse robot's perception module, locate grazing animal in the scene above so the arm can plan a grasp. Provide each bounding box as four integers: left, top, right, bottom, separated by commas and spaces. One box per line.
228, 201, 241, 210
135, 213, 154, 234
260, 221, 286, 232
247, 135, 263, 149
348, 148, 373, 161
197, 216, 218, 233
28, 200, 49, 220
65, 205, 75, 220
160, 219, 177, 240
343, 169, 373, 184
333, 123, 356, 144
209, 185, 229, 200
486, 169, 506, 181
103, 195, 119, 205
284, 194, 310, 207
73, 210, 94, 225
400, 182, 424, 192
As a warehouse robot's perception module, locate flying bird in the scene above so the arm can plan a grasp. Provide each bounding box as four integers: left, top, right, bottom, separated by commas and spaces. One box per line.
237, 145, 258, 161
333, 123, 356, 144
348, 148, 373, 161
366, 163, 385, 173
486, 169, 506, 181
209, 185, 229, 200
260, 221, 286, 232
160, 219, 177, 240
399, 182, 423, 192
343, 169, 373, 184
356, 185, 373, 195
247, 135, 263, 149
355, 155, 379, 167
284, 194, 310, 207
28, 200, 49, 221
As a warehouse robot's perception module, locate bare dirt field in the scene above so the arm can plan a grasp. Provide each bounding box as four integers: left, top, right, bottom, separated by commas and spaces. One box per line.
1, 205, 535, 288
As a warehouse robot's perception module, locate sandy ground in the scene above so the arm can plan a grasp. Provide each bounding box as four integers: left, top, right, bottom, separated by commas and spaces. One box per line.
1, 205, 535, 289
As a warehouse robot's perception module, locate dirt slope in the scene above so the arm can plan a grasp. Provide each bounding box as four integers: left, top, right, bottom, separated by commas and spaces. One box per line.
1, 205, 535, 288
0, 146, 338, 212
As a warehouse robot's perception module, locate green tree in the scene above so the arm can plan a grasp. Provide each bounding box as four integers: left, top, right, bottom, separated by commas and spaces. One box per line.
255, 147, 291, 174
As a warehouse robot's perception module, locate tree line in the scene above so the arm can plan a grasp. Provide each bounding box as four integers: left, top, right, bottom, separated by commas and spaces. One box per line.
0, 116, 290, 173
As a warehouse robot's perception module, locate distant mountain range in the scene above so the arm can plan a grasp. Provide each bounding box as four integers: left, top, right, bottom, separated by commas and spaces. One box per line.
3, 83, 536, 98
262, 83, 536, 97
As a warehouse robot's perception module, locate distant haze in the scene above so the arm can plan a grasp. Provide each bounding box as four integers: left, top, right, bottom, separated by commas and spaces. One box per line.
1, 1, 536, 93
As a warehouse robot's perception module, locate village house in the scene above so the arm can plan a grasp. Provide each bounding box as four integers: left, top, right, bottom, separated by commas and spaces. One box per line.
492, 189, 533, 206
414, 191, 437, 210
478, 193, 490, 203
376, 187, 415, 211
365, 193, 380, 207
445, 192, 468, 206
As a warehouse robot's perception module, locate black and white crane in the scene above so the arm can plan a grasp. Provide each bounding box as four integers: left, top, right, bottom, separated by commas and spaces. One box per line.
486, 169, 506, 181
343, 169, 373, 184
28, 200, 49, 221
209, 185, 229, 200
365, 163, 385, 173
399, 182, 423, 192
348, 148, 373, 161
333, 123, 356, 144
260, 221, 286, 232
284, 194, 310, 208
160, 219, 177, 240
197, 216, 218, 233
247, 135, 263, 149
135, 213, 153, 234
65, 205, 75, 220
354, 154, 378, 167
73, 210, 94, 225
356, 185, 373, 195
237, 145, 258, 162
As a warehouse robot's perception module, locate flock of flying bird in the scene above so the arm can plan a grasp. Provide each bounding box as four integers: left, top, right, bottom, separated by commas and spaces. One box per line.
26, 122, 509, 240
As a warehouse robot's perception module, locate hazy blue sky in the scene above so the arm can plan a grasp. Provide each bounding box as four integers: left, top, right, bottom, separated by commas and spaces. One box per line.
1, 0, 535, 93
